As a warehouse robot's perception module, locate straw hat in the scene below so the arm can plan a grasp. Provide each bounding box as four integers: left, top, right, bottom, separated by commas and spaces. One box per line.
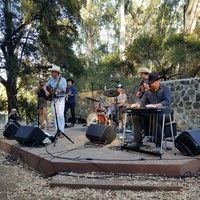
48, 65, 61, 73
137, 67, 152, 74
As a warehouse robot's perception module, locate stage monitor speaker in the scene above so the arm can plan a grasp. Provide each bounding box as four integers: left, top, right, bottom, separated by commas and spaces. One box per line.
14, 126, 47, 146
86, 124, 116, 144
3, 120, 21, 139
175, 129, 200, 156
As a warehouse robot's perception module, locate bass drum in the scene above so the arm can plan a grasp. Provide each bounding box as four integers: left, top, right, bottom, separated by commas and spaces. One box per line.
87, 112, 106, 126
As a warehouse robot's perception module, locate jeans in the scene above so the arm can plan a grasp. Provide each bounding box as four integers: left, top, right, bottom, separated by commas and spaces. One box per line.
51, 97, 65, 133
132, 113, 170, 146
64, 102, 76, 124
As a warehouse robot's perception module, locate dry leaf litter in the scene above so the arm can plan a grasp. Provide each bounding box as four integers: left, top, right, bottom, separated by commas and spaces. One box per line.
0, 149, 199, 200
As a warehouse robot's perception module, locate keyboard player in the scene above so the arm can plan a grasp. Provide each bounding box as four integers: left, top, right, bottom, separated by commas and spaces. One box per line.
127, 73, 172, 153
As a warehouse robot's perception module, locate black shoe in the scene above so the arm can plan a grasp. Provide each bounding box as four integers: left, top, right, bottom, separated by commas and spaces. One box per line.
65, 124, 68, 128
152, 147, 162, 154
126, 142, 143, 149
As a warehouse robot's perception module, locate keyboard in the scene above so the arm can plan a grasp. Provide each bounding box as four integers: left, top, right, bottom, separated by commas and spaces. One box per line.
126, 108, 170, 114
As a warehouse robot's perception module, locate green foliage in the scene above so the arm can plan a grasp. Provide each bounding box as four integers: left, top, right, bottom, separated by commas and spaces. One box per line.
0, 94, 7, 111
165, 32, 200, 77
1, 0, 200, 117
0, 0, 85, 114
125, 33, 164, 69
17, 92, 38, 124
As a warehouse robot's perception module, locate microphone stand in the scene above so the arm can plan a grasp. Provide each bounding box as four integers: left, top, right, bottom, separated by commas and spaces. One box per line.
115, 81, 120, 130
52, 97, 74, 147
36, 90, 40, 127
115, 96, 119, 130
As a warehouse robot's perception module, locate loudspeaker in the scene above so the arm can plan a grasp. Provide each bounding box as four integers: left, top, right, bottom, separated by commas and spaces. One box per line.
175, 129, 200, 156
86, 124, 116, 144
3, 120, 21, 139
14, 126, 47, 146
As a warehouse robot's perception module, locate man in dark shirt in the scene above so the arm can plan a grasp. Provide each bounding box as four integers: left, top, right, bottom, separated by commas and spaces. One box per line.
128, 73, 172, 151
64, 78, 77, 127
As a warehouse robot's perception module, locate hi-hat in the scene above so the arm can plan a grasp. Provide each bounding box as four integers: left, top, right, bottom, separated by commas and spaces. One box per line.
86, 97, 99, 102
103, 90, 119, 97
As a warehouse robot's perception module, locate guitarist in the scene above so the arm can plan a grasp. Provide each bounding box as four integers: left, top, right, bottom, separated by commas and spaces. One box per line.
45, 65, 67, 138
64, 78, 77, 128
136, 67, 151, 99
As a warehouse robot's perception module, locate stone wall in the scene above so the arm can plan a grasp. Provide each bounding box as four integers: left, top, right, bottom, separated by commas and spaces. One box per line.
75, 77, 200, 131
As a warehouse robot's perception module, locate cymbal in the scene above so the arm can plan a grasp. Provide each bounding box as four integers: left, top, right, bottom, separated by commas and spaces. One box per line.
103, 90, 119, 97
86, 97, 99, 102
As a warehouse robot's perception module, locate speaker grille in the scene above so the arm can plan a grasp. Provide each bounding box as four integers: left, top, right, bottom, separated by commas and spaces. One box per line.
86, 124, 116, 144
175, 130, 200, 156
15, 126, 47, 146
3, 120, 21, 139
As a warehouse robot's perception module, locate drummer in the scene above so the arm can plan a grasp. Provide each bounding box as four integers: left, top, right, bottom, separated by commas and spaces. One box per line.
106, 84, 127, 132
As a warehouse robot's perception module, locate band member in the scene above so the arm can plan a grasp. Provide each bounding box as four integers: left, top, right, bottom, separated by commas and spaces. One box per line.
32, 79, 50, 130
64, 78, 77, 128
136, 67, 151, 99
128, 73, 172, 152
141, 79, 150, 93
45, 65, 67, 138
107, 84, 127, 132
8, 108, 19, 121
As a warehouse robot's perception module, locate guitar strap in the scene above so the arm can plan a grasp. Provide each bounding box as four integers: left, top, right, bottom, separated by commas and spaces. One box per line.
55, 75, 62, 90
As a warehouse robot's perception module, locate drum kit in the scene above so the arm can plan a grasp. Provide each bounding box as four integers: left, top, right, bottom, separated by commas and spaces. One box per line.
86, 89, 120, 129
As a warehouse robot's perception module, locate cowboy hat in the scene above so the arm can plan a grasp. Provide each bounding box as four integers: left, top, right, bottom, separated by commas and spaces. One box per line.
148, 73, 161, 84
67, 78, 74, 84
137, 67, 152, 74
48, 65, 61, 73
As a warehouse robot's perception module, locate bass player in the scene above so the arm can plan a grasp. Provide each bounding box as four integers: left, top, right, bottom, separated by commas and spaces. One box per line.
64, 78, 77, 128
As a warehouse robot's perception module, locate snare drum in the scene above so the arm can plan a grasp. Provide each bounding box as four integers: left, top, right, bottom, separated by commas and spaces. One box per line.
87, 112, 106, 126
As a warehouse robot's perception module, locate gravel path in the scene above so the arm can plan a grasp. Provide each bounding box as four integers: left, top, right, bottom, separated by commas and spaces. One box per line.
0, 149, 199, 200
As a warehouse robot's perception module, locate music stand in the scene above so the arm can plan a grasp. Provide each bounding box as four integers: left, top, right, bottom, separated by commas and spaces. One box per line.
52, 98, 74, 147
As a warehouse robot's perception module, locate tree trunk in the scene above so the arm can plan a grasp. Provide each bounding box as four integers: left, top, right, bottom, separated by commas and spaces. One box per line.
184, 0, 199, 33
86, 0, 93, 58
119, 0, 125, 58
6, 73, 18, 112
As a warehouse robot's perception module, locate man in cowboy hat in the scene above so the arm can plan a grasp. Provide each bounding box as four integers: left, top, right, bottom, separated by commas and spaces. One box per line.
45, 64, 67, 138
136, 67, 152, 99
64, 78, 77, 128
128, 73, 172, 153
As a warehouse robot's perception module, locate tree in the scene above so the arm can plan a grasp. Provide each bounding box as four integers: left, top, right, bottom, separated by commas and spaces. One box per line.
0, 0, 85, 116
124, 0, 200, 78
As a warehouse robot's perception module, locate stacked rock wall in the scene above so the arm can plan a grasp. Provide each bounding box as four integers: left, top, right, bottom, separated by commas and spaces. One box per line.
75, 78, 200, 131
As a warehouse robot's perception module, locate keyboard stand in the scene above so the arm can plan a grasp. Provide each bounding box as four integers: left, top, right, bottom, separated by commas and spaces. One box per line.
121, 108, 174, 159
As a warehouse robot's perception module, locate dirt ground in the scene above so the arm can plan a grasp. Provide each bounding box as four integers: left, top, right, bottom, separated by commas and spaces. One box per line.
0, 149, 199, 200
